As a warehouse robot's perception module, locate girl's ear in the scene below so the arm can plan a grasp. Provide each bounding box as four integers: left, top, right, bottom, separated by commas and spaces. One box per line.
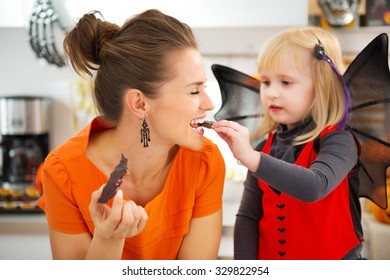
124, 89, 147, 118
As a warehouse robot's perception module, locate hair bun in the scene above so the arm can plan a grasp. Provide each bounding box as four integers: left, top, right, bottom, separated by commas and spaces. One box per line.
63, 11, 119, 76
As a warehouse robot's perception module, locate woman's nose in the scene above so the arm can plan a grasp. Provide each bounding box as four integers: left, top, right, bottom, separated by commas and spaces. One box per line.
201, 92, 215, 111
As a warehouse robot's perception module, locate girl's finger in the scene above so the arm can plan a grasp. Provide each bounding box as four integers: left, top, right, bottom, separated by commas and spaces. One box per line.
214, 121, 244, 134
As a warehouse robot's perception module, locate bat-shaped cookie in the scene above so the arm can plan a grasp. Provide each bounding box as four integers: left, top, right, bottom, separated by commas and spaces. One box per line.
98, 154, 128, 203
199, 120, 214, 129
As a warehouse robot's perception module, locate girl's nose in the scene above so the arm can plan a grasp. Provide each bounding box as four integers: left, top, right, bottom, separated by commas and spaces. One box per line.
264, 86, 279, 98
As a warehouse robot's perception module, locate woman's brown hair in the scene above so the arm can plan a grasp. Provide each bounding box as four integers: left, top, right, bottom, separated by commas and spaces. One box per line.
63, 9, 197, 124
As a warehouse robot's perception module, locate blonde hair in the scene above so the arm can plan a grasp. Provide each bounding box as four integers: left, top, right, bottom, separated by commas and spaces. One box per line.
253, 26, 347, 145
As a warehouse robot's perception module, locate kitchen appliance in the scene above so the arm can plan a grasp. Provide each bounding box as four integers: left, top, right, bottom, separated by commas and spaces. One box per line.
0, 96, 51, 212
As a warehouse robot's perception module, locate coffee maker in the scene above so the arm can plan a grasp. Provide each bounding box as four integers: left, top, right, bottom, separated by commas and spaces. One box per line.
0, 96, 51, 212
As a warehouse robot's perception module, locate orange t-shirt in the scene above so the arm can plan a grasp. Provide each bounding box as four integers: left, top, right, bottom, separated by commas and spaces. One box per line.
38, 117, 225, 259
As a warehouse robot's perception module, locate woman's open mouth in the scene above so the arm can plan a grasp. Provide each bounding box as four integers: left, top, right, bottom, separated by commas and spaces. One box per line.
190, 117, 205, 132
190, 117, 214, 133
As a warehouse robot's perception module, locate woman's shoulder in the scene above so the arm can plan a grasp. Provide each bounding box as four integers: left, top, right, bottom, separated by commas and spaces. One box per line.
180, 137, 224, 166
48, 117, 111, 162
48, 131, 89, 163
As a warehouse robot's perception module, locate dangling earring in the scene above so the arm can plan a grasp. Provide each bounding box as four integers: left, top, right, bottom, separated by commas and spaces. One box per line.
140, 118, 151, 148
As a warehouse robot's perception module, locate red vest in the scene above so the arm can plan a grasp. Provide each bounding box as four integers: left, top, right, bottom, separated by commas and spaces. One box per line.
257, 126, 361, 259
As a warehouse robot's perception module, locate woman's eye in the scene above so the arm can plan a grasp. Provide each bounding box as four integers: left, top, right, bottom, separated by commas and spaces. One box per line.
190, 90, 200, 95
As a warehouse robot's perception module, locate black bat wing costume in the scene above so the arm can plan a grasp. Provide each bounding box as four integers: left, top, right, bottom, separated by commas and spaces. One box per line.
344, 33, 390, 210
211, 33, 390, 209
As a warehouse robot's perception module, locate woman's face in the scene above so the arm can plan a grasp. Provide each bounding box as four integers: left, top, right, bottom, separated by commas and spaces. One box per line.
259, 50, 315, 130
147, 48, 215, 151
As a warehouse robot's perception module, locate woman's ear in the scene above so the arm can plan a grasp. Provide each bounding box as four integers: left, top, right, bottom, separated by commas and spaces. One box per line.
124, 89, 147, 118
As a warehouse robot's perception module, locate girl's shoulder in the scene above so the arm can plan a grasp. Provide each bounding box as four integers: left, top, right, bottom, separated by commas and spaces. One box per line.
315, 129, 359, 157
319, 128, 357, 145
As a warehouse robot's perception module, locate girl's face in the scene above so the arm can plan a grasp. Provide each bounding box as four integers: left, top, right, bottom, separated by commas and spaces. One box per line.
147, 48, 214, 151
259, 50, 315, 130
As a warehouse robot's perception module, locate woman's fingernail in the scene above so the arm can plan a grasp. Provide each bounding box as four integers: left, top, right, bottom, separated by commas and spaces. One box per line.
117, 189, 123, 199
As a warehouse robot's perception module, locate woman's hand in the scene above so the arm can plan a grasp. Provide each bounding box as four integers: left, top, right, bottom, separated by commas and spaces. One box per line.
212, 120, 261, 173
89, 186, 148, 240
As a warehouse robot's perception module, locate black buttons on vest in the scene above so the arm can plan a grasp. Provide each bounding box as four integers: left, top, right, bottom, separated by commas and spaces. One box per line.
277, 227, 286, 233
275, 202, 287, 258
278, 251, 286, 257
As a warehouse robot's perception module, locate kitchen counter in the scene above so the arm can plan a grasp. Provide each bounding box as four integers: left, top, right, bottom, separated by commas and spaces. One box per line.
362, 212, 390, 260
0, 212, 47, 224
0, 179, 244, 260
3, 197, 387, 260
218, 180, 244, 259
0, 213, 52, 260
0, 210, 238, 260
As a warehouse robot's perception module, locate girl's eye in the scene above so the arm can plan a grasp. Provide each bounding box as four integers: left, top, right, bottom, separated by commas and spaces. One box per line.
282, 80, 291, 86
261, 81, 270, 86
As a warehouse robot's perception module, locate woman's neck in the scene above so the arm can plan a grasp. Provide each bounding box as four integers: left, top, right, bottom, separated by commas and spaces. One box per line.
87, 125, 179, 206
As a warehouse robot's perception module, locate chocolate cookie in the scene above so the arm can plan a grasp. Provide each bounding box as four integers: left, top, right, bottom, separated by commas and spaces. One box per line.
98, 154, 128, 203
199, 120, 214, 129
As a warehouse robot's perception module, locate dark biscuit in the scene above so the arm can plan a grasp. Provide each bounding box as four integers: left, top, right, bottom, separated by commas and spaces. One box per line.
98, 154, 128, 203
199, 120, 214, 129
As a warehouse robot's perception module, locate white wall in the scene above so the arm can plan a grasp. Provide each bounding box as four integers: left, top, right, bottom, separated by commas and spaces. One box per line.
1, 0, 307, 28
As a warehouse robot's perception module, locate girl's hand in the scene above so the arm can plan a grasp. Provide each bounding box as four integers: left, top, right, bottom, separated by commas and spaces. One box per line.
212, 120, 261, 172
89, 186, 148, 240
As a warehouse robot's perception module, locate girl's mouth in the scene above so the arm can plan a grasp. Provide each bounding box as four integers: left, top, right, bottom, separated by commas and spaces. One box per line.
269, 105, 282, 111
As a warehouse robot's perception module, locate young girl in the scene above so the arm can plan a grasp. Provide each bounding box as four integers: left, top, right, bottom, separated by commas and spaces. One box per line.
212, 26, 363, 260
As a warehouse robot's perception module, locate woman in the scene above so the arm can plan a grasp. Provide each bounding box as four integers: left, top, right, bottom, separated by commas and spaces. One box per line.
38, 9, 225, 260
